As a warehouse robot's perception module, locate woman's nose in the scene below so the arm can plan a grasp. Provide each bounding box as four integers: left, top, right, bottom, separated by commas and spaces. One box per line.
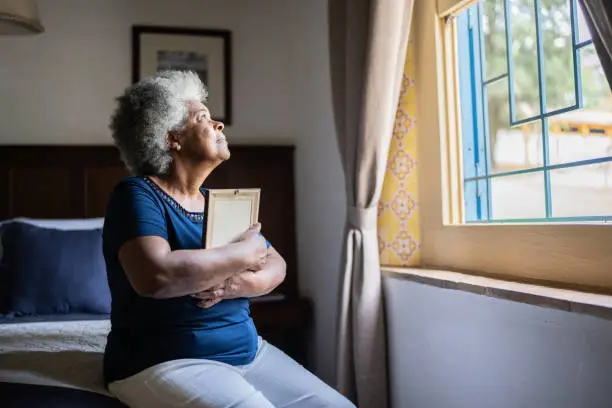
215, 121, 224, 131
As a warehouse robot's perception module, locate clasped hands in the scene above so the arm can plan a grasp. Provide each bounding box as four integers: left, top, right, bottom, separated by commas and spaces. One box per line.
192, 223, 268, 308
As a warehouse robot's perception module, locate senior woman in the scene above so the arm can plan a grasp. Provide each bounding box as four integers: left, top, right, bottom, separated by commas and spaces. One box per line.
102, 70, 354, 408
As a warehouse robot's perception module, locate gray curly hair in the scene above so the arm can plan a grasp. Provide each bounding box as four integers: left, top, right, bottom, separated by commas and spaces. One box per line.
109, 70, 208, 176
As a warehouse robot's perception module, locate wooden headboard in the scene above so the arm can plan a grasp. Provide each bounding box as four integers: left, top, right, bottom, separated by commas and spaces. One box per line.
0, 145, 298, 297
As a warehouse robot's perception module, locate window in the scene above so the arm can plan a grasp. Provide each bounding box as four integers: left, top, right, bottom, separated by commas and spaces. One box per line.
457, 0, 612, 223
411, 0, 612, 291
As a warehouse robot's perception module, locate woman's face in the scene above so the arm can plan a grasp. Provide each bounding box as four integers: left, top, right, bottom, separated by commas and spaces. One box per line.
175, 100, 229, 164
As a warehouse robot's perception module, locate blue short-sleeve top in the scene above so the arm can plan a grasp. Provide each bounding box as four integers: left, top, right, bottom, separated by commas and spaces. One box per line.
102, 176, 264, 385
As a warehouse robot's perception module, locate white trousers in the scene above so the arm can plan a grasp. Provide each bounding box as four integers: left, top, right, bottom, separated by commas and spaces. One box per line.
108, 338, 355, 408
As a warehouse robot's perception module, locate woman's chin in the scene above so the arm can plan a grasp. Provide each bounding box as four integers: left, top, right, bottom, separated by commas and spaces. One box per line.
218, 145, 231, 161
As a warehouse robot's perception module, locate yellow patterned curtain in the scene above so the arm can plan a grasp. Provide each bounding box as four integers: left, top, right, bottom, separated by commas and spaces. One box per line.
378, 42, 420, 266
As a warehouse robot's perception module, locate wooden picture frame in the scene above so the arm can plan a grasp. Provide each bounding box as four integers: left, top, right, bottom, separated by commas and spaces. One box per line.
132, 25, 232, 124
203, 189, 260, 249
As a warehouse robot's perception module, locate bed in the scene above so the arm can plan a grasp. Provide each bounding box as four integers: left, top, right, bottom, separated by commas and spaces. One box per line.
0, 145, 311, 407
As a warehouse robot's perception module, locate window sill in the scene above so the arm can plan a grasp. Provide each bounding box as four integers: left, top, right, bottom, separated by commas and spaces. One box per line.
382, 267, 612, 321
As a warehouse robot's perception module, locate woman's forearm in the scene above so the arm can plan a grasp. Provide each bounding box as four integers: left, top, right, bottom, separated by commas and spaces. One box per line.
154, 243, 254, 298
119, 236, 256, 299
234, 252, 286, 298
198, 248, 286, 305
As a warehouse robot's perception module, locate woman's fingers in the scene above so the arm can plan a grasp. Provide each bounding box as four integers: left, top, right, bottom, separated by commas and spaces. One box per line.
241, 223, 261, 240
191, 273, 244, 306
191, 288, 224, 300
229, 223, 261, 244
198, 298, 223, 308
190, 291, 208, 300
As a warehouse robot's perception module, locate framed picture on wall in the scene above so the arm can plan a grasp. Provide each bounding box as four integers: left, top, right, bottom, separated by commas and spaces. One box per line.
132, 25, 232, 124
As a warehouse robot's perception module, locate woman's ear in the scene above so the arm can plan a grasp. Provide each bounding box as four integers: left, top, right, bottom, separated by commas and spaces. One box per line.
167, 131, 182, 151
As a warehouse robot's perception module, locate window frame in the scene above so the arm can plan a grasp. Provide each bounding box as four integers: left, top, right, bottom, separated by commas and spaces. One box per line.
415, 0, 612, 292
457, 0, 611, 224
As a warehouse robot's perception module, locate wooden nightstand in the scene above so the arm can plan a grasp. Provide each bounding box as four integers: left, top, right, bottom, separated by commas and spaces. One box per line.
250, 295, 313, 369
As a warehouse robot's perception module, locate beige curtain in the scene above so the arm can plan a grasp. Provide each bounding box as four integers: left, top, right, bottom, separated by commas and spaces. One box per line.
328, 0, 414, 406
578, 0, 612, 91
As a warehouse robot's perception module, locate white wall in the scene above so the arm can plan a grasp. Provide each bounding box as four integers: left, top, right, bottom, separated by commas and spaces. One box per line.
0, 0, 343, 384
288, 0, 346, 385
385, 277, 612, 408
0, 0, 297, 144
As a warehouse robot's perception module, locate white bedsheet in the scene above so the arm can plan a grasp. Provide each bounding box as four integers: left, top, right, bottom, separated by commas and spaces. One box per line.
0, 319, 112, 396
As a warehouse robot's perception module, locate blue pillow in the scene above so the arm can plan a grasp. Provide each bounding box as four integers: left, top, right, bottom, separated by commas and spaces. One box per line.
1, 222, 110, 315
0, 263, 7, 314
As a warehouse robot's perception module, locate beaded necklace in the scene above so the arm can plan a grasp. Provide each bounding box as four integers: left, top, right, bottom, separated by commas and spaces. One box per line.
143, 176, 205, 223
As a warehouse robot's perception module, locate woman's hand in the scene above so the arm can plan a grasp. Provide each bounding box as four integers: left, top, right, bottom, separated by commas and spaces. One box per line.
191, 273, 251, 308
230, 223, 261, 243
192, 247, 287, 308
234, 224, 268, 272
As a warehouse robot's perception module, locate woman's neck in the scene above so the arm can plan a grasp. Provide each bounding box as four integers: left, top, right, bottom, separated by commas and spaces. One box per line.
154, 161, 215, 198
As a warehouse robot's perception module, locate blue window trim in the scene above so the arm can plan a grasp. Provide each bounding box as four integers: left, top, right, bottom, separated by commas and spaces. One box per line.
458, 8, 490, 221
458, 10, 479, 221
458, 0, 609, 223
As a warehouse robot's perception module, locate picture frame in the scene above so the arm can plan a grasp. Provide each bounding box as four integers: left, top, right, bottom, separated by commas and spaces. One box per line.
132, 25, 232, 124
202, 189, 261, 249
